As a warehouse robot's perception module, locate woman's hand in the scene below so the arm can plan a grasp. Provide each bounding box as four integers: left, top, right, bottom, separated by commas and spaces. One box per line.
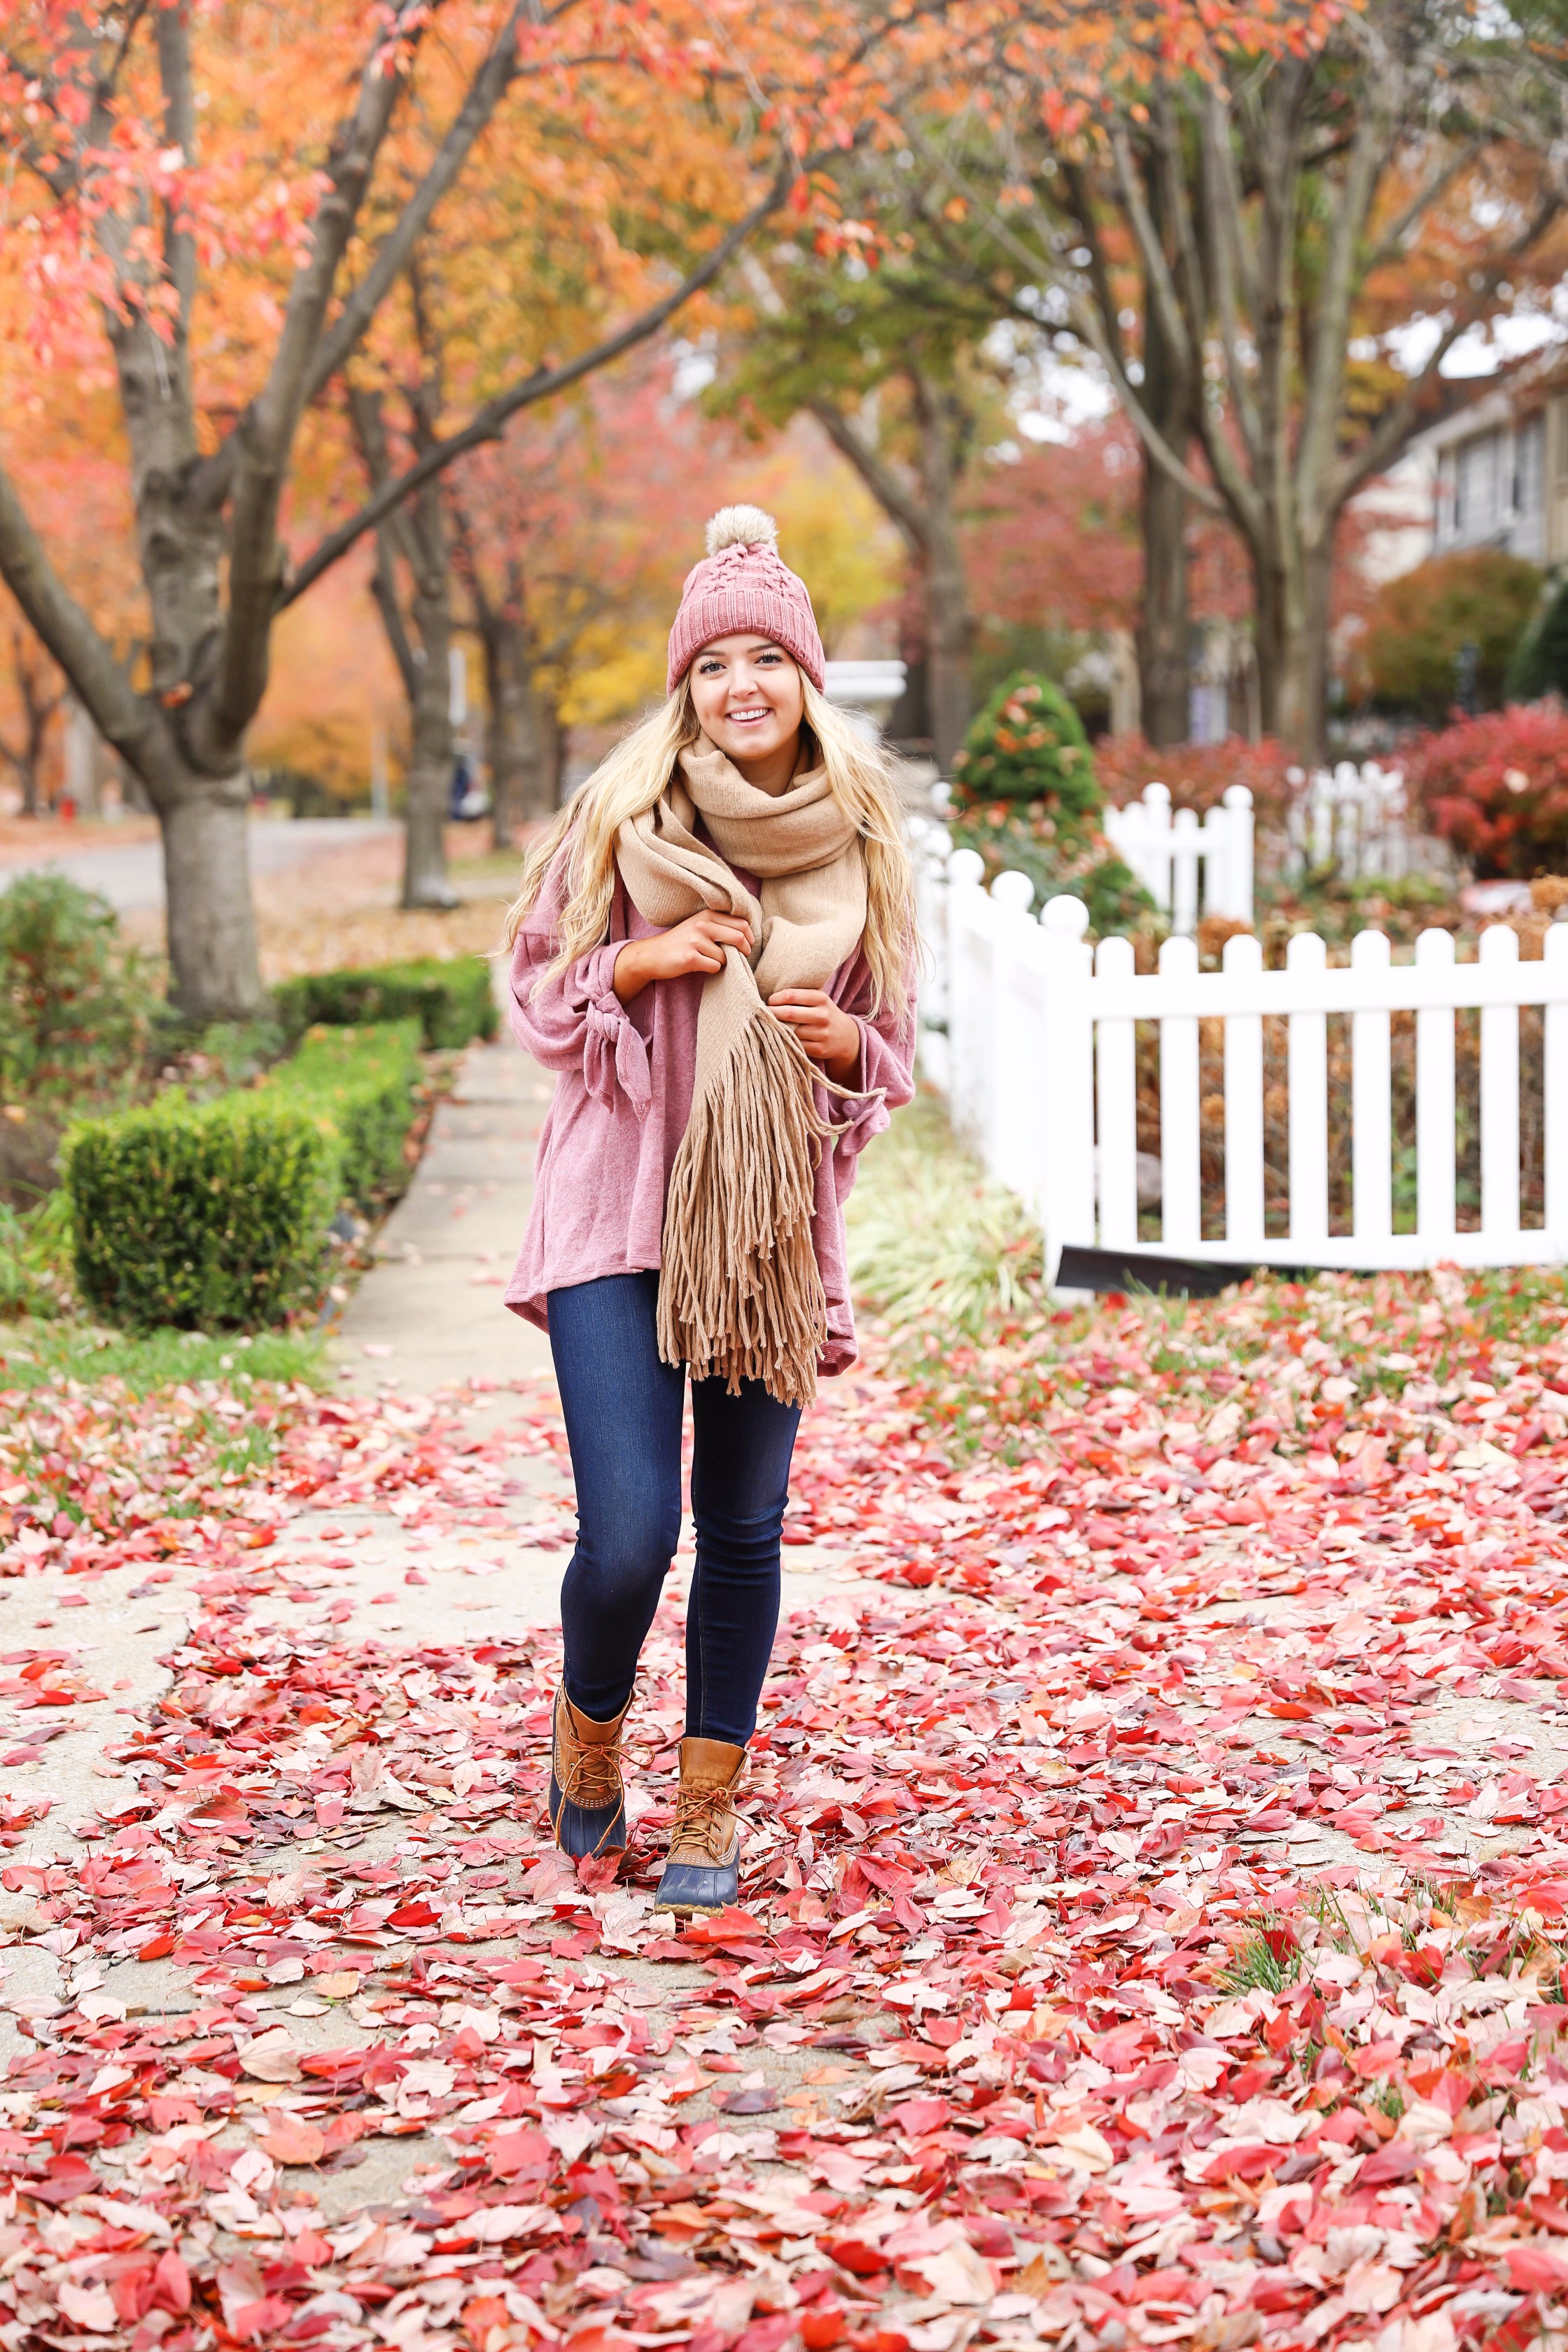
612, 910, 754, 1004
767, 988, 861, 1085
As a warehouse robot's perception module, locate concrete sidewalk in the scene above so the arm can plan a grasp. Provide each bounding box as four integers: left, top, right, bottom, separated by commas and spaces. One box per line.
0, 1014, 881, 2208
335, 1029, 556, 1394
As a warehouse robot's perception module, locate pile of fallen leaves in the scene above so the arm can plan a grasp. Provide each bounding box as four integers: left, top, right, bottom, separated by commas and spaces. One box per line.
0, 1273, 1566, 2352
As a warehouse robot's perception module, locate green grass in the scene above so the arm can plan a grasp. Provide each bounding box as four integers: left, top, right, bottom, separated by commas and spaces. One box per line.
846, 1095, 1568, 1465
846, 1095, 1046, 1339
0, 1317, 328, 1396
1219, 1927, 1298, 1996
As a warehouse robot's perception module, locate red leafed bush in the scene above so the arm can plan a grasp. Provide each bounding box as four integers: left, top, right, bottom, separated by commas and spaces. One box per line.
1406, 701, 1568, 878
1093, 731, 1292, 829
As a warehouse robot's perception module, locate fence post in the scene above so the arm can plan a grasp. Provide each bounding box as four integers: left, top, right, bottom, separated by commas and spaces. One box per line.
1038, 895, 1096, 1284
909, 820, 951, 1093
1311, 769, 1333, 867
1158, 934, 1200, 1249
1352, 928, 1392, 1242
1547, 923, 1568, 1242
1287, 932, 1329, 1252
1333, 763, 1354, 879
1222, 785, 1254, 923
1142, 783, 1172, 913
1223, 931, 1265, 1250
1171, 807, 1200, 936
1479, 923, 1520, 1240
1414, 927, 1456, 1252
1095, 935, 1138, 1248
945, 849, 988, 1153
989, 869, 1037, 1200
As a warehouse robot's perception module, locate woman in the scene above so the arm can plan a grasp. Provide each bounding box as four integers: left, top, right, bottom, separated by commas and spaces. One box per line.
504, 507, 917, 1914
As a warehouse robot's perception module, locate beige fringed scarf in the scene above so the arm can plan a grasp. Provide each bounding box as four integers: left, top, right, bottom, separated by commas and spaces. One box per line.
617, 741, 869, 1408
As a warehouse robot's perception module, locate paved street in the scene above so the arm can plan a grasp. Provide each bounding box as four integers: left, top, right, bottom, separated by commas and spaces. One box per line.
0, 816, 400, 913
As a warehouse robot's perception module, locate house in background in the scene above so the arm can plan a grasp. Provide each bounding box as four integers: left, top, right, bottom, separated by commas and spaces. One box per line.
1349, 354, 1568, 600
1422, 358, 1568, 568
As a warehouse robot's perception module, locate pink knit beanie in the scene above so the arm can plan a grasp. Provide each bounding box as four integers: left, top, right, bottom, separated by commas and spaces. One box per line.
666, 506, 826, 698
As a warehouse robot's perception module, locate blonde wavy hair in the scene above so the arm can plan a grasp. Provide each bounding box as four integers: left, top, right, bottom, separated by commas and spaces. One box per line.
504, 673, 916, 1020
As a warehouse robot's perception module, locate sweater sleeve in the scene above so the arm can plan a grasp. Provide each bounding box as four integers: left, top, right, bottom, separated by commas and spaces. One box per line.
508, 853, 652, 1114
824, 955, 918, 1164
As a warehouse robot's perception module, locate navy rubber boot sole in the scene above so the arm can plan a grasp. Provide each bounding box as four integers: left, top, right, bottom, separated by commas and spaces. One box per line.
549, 1769, 626, 1859
655, 1853, 738, 1914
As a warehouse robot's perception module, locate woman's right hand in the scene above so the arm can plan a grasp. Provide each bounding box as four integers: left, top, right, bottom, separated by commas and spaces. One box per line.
612, 909, 754, 1004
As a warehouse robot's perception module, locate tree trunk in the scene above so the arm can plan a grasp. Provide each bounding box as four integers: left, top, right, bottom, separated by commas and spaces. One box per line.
1139, 458, 1189, 748
522, 667, 564, 816
402, 631, 456, 912
1252, 527, 1327, 764
1133, 183, 1192, 748
913, 379, 971, 773
161, 783, 267, 1020
482, 608, 559, 844
15, 734, 41, 818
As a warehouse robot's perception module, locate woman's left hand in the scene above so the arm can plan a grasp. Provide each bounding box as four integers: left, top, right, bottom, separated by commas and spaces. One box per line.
767, 988, 861, 1085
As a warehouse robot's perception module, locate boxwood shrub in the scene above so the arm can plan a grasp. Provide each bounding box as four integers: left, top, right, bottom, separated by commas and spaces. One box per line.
274, 957, 496, 1050
64, 1019, 429, 1332
64, 1095, 336, 1331
260, 1018, 424, 1208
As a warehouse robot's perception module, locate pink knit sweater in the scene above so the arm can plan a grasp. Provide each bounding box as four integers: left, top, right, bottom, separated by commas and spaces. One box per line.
505, 843, 916, 1375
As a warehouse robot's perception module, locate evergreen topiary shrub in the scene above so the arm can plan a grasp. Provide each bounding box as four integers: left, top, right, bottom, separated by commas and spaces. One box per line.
951, 673, 1098, 813
260, 1020, 425, 1208
274, 958, 496, 1051
64, 1096, 336, 1331
1507, 571, 1568, 703
947, 672, 1152, 934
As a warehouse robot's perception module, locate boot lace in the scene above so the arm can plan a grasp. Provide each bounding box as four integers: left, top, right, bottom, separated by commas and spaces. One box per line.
561, 1738, 622, 1811
556, 1695, 626, 1813
670, 1779, 734, 1863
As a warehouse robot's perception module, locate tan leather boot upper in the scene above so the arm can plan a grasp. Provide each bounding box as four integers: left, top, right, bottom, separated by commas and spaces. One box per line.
666, 1737, 746, 1868
549, 1687, 630, 1856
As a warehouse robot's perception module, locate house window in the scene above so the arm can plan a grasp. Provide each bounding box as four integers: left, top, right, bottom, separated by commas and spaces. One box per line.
1456, 430, 1502, 543
1516, 416, 1545, 522
1436, 449, 1456, 547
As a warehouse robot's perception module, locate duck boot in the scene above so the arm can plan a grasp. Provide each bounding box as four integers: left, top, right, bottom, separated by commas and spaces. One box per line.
655, 1737, 746, 1915
547, 1686, 629, 1858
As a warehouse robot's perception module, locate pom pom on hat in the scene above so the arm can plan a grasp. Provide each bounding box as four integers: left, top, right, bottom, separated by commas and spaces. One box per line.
705, 505, 779, 556
667, 506, 825, 696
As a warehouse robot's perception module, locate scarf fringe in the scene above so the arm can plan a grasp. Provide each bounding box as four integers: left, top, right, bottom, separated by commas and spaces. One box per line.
657, 1009, 835, 1408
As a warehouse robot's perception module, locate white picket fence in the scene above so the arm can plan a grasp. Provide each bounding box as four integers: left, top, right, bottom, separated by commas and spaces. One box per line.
1103, 783, 1254, 931
1287, 760, 1413, 881
930, 780, 1255, 933
911, 833, 1568, 1279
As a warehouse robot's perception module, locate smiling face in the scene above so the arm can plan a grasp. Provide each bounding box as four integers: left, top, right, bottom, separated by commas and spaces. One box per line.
687, 634, 806, 782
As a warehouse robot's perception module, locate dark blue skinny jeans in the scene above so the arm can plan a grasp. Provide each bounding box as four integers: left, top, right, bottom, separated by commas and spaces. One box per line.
546, 1271, 802, 1746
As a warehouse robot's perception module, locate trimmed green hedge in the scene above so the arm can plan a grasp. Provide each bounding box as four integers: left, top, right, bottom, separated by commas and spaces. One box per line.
64, 1095, 336, 1331
274, 957, 496, 1050
64, 1019, 429, 1332
260, 1019, 424, 1208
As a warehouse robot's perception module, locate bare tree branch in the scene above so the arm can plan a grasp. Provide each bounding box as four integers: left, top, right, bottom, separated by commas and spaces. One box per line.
1107, 120, 1194, 382
1295, 81, 1392, 530
0, 465, 160, 778
305, 0, 551, 403
810, 398, 927, 547
1201, 88, 1264, 471
281, 161, 797, 608
1364, 137, 1482, 274
348, 387, 421, 701
204, 0, 440, 753
1334, 189, 1564, 506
